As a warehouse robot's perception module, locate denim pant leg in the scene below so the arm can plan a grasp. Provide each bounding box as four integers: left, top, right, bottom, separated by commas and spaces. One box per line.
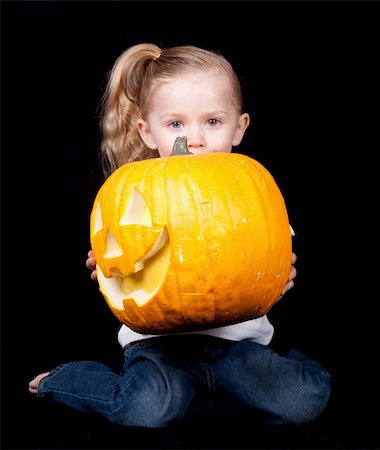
38, 343, 198, 428
211, 339, 331, 425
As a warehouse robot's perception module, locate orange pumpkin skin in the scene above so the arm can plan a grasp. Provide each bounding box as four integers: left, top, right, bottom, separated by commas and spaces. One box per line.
90, 152, 292, 334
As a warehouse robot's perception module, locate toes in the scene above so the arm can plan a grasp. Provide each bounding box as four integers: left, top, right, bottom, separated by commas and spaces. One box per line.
29, 372, 50, 394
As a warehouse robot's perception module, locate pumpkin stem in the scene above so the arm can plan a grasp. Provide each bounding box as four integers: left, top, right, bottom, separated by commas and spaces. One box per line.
170, 136, 193, 156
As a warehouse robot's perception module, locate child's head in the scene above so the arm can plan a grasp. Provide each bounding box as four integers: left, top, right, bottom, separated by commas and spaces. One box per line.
100, 43, 250, 176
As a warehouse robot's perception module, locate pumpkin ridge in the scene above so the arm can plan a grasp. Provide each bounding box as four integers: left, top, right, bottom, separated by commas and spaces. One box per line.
245, 159, 290, 309
162, 156, 189, 326
248, 160, 274, 301
255, 158, 292, 299
183, 157, 217, 325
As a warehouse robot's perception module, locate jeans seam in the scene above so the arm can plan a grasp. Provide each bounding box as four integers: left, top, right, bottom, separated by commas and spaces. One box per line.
205, 366, 216, 393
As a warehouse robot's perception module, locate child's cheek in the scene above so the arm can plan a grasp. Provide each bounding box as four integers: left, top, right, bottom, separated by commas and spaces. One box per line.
157, 147, 172, 158
157, 136, 180, 158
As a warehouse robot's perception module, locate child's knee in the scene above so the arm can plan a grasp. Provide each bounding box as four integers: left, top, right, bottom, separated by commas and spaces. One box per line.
275, 372, 331, 425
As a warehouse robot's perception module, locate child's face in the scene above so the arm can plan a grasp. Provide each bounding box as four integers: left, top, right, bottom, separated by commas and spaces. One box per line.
137, 71, 250, 157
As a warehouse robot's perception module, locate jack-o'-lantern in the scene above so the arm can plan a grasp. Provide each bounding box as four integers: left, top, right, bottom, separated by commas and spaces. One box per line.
90, 138, 292, 334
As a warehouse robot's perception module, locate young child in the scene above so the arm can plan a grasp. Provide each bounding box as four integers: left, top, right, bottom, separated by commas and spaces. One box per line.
29, 43, 330, 428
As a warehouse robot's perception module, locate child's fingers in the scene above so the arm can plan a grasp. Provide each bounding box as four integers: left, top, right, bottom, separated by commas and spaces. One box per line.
289, 265, 297, 281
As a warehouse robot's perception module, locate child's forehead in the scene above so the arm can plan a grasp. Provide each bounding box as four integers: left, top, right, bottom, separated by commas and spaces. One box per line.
143, 70, 236, 113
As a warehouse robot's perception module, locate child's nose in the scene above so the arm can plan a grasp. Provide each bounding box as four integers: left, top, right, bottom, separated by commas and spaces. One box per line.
187, 128, 205, 151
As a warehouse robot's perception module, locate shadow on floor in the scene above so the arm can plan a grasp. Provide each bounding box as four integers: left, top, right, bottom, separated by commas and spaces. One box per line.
2, 394, 379, 450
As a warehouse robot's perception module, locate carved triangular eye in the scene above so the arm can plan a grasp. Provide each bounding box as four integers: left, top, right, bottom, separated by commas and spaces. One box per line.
120, 189, 152, 227
104, 232, 123, 259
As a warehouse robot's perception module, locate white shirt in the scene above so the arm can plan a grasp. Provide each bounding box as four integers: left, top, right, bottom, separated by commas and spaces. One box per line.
118, 315, 274, 348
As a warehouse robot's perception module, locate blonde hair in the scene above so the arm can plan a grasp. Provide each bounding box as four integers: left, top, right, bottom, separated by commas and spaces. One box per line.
99, 43, 244, 178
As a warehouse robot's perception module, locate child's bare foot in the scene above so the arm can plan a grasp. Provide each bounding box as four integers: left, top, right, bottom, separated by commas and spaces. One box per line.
29, 372, 50, 394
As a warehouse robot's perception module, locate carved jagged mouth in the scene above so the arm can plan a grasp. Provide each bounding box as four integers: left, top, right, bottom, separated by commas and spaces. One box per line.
97, 230, 171, 308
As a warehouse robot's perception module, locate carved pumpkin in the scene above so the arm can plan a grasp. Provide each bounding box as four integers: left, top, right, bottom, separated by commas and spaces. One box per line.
90, 151, 292, 334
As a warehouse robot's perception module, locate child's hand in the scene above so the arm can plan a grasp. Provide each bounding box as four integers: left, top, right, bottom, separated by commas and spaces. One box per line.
276, 252, 297, 302
86, 249, 97, 281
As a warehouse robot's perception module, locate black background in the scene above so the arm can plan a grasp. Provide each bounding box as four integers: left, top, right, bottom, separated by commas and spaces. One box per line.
1, 1, 379, 449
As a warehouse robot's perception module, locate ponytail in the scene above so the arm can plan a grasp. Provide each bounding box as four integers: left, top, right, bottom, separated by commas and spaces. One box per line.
100, 43, 161, 178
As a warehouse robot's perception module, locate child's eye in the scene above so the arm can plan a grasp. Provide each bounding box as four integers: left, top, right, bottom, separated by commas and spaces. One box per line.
169, 121, 183, 129
208, 118, 220, 126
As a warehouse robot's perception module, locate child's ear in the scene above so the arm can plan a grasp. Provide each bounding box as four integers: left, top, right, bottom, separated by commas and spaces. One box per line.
232, 113, 250, 146
137, 119, 158, 150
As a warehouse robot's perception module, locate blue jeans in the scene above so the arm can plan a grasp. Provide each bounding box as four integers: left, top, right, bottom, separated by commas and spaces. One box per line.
37, 335, 331, 428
